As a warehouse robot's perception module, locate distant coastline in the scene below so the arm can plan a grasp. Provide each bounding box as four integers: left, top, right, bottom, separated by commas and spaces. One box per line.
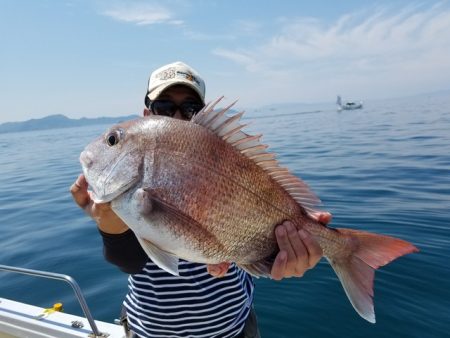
0, 114, 139, 134
1, 89, 449, 134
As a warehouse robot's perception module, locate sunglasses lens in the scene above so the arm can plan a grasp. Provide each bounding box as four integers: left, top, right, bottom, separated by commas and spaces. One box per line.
180, 102, 204, 119
150, 100, 204, 119
151, 100, 177, 117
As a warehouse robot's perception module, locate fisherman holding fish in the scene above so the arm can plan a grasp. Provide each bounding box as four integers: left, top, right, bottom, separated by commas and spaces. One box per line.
71, 61, 330, 337
72, 61, 416, 337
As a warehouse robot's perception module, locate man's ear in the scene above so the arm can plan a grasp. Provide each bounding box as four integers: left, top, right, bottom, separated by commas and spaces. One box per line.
143, 108, 152, 117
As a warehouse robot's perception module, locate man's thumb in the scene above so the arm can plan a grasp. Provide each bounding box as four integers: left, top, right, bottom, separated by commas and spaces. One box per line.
70, 174, 91, 208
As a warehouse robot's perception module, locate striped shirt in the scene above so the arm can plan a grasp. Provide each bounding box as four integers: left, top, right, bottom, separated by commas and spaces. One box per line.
124, 260, 254, 338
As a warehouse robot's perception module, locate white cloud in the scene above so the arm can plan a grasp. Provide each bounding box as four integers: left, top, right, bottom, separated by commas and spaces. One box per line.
102, 2, 182, 25
267, 4, 450, 63
183, 31, 235, 41
213, 3, 450, 103
184, 20, 260, 43
212, 48, 254, 66
234, 20, 263, 36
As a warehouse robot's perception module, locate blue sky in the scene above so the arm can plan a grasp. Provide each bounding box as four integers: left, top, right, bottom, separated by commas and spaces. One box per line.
1, 0, 450, 123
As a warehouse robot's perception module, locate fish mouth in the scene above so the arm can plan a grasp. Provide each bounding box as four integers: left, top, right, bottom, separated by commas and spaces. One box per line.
90, 178, 138, 204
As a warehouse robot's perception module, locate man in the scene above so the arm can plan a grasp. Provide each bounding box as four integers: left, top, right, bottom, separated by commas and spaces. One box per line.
71, 61, 330, 337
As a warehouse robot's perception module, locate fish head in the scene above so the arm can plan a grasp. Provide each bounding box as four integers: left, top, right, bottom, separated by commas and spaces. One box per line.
80, 118, 150, 203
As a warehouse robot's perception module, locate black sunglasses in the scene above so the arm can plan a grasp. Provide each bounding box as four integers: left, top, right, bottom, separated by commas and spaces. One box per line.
149, 100, 205, 120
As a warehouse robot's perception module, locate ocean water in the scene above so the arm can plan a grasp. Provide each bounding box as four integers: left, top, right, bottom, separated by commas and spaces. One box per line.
0, 93, 449, 337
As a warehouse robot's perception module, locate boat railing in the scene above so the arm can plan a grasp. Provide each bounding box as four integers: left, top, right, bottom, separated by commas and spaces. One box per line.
0, 264, 103, 338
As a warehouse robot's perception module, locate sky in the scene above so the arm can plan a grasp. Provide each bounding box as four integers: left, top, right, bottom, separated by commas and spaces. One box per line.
1, 0, 450, 123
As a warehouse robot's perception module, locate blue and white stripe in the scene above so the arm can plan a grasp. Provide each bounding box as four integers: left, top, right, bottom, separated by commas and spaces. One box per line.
124, 260, 254, 338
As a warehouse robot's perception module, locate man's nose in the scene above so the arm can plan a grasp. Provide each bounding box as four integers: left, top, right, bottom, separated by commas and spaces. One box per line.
173, 110, 189, 120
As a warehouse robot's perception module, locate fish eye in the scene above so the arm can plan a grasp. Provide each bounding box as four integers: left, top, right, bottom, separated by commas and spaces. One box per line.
106, 129, 123, 147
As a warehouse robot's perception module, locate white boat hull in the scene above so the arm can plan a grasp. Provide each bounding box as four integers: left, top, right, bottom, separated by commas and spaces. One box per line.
0, 298, 124, 338
339, 102, 363, 110
336, 95, 363, 110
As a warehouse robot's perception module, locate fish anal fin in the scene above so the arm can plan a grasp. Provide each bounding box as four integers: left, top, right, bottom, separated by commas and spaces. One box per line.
328, 228, 419, 323
239, 255, 276, 278
135, 236, 180, 276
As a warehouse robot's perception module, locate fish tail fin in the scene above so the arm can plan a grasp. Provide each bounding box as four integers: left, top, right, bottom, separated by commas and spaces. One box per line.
327, 228, 418, 323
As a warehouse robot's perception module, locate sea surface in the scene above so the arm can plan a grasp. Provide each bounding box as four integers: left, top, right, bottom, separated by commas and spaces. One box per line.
1, 93, 449, 337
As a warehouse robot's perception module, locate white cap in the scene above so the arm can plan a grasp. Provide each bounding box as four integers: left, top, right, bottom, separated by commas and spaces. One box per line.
145, 61, 206, 105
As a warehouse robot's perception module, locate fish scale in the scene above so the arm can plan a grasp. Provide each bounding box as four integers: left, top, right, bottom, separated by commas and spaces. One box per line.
152, 151, 279, 261
151, 123, 295, 261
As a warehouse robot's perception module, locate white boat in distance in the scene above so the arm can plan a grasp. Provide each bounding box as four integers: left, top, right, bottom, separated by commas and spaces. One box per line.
336, 95, 363, 110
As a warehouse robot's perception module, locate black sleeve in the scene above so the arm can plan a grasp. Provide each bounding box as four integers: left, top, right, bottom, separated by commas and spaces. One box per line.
99, 229, 148, 274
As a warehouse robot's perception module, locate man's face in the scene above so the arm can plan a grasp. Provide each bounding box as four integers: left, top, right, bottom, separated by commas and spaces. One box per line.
144, 85, 203, 121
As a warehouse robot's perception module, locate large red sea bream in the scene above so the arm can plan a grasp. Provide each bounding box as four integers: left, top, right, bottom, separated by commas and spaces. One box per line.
80, 98, 418, 323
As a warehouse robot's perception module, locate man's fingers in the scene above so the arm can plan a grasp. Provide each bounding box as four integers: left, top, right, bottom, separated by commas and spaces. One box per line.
275, 224, 297, 262
318, 212, 332, 225
299, 229, 323, 268
283, 222, 309, 276
310, 211, 332, 225
207, 262, 231, 278
271, 250, 287, 280
272, 221, 323, 280
70, 174, 91, 208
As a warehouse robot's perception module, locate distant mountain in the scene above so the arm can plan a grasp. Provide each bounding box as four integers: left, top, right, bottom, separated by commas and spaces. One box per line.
0, 114, 139, 134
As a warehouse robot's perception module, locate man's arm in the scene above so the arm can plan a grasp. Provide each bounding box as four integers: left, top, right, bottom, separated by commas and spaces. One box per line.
100, 229, 148, 274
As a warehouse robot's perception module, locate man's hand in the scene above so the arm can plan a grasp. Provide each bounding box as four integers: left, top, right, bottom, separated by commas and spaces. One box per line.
271, 212, 330, 280
70, 174, 129, 234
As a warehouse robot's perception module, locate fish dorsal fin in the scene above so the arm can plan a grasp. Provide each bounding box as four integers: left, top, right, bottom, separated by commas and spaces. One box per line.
192, 97, 321, 211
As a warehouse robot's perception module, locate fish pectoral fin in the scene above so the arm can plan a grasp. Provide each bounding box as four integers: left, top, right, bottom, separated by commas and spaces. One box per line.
144, 188, 207, 229
132, 188, 153, 216
135, 236, 179, 276
239, 256, 275, 278
143, 190, 227, 263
